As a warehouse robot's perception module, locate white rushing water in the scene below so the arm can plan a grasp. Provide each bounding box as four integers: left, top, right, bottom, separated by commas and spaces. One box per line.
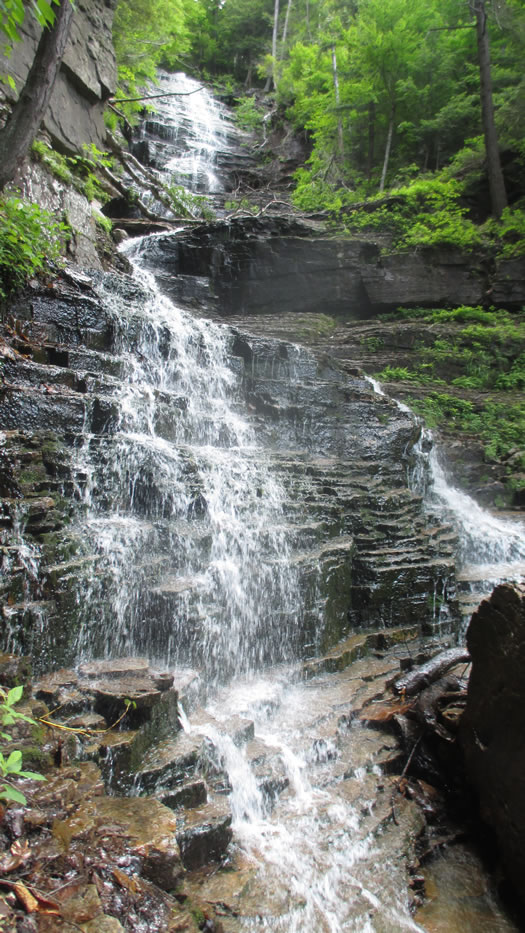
137, 71, 243, 193
367, 376, 525, 594
73, 251, 303, 676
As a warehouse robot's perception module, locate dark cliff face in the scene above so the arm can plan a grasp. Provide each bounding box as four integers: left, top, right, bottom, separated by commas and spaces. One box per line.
0, 0, 118, 154
137, 216, 525, 319
460, 583, 525, 909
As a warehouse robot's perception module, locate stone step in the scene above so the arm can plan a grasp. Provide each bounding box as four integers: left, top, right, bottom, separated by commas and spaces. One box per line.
175, 798, 233, 870
135, 732, 205, 793
156, 778, 208, 811
302, 626, 419, 679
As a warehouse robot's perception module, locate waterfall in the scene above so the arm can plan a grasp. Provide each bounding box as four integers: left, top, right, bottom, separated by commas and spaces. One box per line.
134, 71, 247, 195
3, 73, 520, 933
367, 376, 525, 580
72, 250, 302, 677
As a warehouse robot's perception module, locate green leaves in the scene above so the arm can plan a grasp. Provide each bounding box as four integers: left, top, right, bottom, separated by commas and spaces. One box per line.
1, 0, 60, 52
0, 192, 68, 299
0, 687, 46, 807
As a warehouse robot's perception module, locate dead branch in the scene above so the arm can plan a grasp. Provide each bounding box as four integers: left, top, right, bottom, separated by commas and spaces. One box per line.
110, 87, 205, 105
391, 734, 423, 825
392, 648, 470, 697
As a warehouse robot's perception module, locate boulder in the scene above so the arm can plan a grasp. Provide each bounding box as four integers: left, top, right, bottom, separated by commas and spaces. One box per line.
460, 583, 525, 906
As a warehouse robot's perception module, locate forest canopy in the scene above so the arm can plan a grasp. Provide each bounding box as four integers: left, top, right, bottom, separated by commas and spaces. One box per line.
111, 0, 525, 216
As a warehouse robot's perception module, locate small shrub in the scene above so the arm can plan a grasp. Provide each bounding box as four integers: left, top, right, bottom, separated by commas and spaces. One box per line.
0, 686, 46, 806
234, 96, 264, 131
0, 193, 68, 300
485, 207, 525, 259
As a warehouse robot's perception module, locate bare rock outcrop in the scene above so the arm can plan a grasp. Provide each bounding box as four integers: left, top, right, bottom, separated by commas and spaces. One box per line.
460, 582, 525, 906
0, 0, 117, 154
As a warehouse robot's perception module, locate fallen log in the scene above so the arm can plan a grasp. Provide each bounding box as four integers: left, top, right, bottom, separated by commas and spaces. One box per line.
392, 647, 470, 697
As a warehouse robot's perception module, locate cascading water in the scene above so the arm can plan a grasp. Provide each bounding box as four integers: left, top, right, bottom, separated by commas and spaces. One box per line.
367, 376, 525, 616
133, 71, 248, 196
73, 249, 302, 676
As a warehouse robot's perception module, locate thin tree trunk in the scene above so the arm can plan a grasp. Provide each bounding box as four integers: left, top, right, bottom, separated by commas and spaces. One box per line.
367, 101, 375, 180
306, 0, 312, 41
0, 0, 74, 190
264, 0, 280, 91
379, 102, 395, 192
331, 46, 344, 159
281, 0, 293, 52
471, 0, 507, 217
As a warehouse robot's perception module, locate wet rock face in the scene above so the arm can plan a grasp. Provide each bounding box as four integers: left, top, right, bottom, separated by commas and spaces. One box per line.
460, 583, 525, 906
0, 0, 117, 154
0, 268, 460, 669
140, 216, 521, 319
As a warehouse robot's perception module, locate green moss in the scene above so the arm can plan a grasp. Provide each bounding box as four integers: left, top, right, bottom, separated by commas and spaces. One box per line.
31, 140, 111, 204
295, 314, 337, 339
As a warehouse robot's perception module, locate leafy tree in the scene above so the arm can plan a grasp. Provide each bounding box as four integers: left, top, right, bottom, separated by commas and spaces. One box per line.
113, 0, 191, 87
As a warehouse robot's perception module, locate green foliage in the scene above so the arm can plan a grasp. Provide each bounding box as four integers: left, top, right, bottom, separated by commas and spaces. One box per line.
93, 211, 113, 234
410, 393, 525, 463
373, 303, 525, 466
112, 0, 193, 121
376, 308, 525, 392
340, 176, 483, 251
31, 140, 112, 204
0, 193, 68, 300
0, 685, 46, 806
484, 207, 525, 259
379, 305, 514, 326
224, 197, 258, 214
375, 364, 444, 386
1, 0, 58, 51
166, 185, 214, 220
234, 96, 264, 131
360, 335, 384, 352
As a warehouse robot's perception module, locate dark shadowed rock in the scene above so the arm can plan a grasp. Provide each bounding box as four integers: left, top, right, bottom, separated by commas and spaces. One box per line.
138, 217, 522, 319
460, 583, 525, 907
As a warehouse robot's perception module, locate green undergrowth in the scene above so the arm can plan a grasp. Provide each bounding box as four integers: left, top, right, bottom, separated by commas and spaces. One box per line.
0, 193, 68, 301
32, 140, 114, 204
294, 170, 525, 258
409, 394, 525, 466
373, 305, 525, 466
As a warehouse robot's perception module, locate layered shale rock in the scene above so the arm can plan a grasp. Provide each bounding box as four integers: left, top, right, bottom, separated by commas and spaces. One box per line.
138, 216, 524, 319
1, 267, 460, 671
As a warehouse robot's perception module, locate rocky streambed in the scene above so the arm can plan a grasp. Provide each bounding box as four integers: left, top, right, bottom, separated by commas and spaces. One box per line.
0, 596, 522, 932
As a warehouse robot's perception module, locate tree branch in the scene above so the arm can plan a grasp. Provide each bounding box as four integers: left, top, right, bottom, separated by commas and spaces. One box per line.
110, 87, 205, 105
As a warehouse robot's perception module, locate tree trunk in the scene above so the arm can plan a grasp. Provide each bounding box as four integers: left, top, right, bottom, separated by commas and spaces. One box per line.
367, 101, 375, 180
281, 0, 293, 52
393, 647, 470, 697
379, 101, 395, 192
264, 0, 280, 91
0, 0, 74, 190
331, 46, 344, 159
305, 0, 312, 41
472, 0, 507, 217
